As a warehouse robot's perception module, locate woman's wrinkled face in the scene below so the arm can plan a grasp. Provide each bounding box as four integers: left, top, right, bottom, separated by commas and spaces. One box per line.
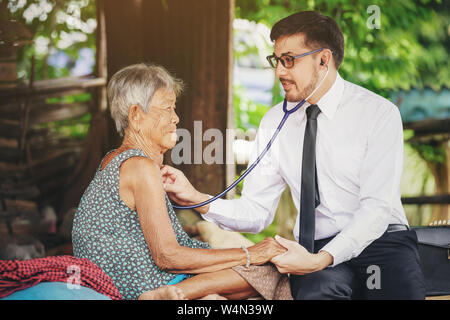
139, 88, 179, 150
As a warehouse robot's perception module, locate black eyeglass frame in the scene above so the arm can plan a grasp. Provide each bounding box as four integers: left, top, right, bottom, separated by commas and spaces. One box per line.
266, 48, 334, 69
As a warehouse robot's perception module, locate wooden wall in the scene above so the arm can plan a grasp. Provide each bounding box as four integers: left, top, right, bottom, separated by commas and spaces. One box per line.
102, 0, 235, 197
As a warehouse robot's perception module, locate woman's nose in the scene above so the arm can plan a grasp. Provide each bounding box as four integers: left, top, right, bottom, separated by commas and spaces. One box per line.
172, 110, 179, 125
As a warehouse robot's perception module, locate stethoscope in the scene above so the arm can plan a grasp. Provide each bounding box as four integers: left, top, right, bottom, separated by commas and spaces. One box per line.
171, 65, 329, 209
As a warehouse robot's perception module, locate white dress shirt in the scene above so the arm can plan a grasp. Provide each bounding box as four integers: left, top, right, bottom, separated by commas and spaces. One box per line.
203, 72, 408, 267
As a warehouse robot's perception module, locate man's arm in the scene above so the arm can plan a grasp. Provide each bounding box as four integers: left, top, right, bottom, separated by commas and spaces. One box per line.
271, 103, 404, 274
319, 103, 405, 267
162, 119, 287, 234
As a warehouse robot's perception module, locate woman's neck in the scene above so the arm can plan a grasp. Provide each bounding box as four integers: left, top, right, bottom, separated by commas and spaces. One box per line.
119, 133, 165, 166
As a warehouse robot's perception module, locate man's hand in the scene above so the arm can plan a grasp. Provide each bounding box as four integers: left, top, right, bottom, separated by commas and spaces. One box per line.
270, 235, 333, 275
247, 237, 287, 265
160, 165, 211, 214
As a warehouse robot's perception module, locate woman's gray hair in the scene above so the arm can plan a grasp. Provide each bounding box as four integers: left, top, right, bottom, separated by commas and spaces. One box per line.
107, 63, 184, 136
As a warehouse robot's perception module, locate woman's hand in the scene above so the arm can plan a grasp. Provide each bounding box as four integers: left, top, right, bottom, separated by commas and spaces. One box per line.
247, 237, 287, 266
160, 165, 211, 213
270, 235, 333, 275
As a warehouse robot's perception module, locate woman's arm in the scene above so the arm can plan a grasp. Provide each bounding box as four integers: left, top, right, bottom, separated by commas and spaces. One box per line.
119, 157, 285, 274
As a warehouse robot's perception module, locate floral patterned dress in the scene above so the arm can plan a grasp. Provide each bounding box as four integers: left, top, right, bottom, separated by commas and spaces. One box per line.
72, 148, 210, 300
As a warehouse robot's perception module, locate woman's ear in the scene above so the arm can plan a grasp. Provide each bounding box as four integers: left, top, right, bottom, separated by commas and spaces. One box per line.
128, 104, 141, 132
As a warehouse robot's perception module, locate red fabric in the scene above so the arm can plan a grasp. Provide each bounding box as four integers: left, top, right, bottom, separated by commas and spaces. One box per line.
0, 255, 122, 300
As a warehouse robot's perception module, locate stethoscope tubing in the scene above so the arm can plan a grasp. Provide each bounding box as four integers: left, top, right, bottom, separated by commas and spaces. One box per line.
171, 98, 307, 209
171, 66, 329, 210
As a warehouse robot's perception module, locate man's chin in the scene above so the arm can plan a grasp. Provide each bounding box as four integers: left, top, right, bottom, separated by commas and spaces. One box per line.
284, 87, 315, 103
284, 92, 304, 102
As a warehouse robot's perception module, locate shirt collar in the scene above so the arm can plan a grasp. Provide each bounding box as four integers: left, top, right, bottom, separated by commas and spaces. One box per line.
314, 72, 344, 119
283, 72, 344, 120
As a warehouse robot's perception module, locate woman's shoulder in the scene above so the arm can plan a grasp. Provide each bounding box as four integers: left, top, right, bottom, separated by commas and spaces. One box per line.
101, 148, 155, 170
120, 156, 161, 182
117, 156, 163, 210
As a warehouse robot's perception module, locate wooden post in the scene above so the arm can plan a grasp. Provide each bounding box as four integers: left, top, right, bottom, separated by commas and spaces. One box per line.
404, 120, 450, 225
95, 0, 108, 113
427, 141, 450, 225
104, 0, 235, 197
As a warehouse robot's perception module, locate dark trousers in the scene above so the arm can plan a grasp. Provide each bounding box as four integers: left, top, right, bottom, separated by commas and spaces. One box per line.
290, 229, 426, 300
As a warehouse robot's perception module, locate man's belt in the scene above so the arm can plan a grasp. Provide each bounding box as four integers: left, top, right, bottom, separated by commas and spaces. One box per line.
386, 224, 409, 233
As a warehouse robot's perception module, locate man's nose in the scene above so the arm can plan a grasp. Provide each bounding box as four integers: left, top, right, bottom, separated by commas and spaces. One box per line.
275, 61, 288, 79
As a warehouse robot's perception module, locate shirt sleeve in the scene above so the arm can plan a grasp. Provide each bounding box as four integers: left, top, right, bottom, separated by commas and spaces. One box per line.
203, 117, 287, 233
320, 104, 405, 267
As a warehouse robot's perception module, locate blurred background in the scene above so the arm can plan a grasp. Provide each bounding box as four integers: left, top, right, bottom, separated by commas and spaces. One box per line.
0, 0, 448, 254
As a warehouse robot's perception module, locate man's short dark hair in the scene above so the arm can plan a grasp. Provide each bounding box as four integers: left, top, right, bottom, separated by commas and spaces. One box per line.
270, 11, 345, 69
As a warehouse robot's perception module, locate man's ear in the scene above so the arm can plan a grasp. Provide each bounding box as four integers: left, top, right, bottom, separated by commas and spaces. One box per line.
319, 49, 333, 68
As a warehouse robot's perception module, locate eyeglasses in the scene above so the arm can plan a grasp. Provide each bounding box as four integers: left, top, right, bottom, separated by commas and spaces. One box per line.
266, 48, 332, 69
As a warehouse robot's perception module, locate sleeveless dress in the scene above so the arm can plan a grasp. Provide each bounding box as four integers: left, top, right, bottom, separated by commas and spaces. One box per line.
72, 149, 210, 300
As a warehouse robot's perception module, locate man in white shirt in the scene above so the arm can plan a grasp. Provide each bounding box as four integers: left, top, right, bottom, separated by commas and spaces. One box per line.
162, 11, 426, 299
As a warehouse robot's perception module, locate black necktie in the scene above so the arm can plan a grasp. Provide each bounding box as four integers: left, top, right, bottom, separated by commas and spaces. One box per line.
299, 104, 321, 253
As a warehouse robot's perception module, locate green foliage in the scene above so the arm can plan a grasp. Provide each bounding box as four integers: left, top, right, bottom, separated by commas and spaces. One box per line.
404, 130, 445, 164
44, 92, 92, 139
236, 0, 450, 93
234, 170, 245, 195
46, 92, 91, 104
6, 0, 97, 80
403, 129, 415, 141
233, 83, 270, 130
410, 142, 446, 164
5, 0, 96, 140
40, 112, 91, 140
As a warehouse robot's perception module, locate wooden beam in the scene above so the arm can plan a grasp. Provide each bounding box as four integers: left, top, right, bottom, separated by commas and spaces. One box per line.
29, 102, 90, 126
404, 119, 450, 135
402, 194, 450, 205
0, 76, 106, 100
0, 101, 91, 125
0, 185, 40, 199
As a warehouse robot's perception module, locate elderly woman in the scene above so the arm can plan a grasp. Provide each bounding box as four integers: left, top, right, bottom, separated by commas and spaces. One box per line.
72, 63, 289, 300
